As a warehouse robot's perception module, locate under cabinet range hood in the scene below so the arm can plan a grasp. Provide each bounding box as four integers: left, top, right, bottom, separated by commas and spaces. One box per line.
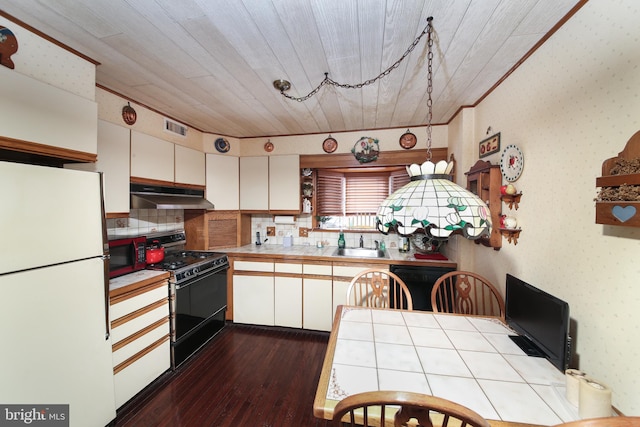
130, 183, 214, 210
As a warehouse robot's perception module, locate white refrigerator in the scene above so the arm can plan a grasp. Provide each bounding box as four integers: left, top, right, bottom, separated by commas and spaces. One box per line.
0, 161, 117, 426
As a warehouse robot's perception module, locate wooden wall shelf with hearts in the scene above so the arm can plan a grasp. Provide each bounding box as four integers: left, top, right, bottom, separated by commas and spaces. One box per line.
595, 130, 640, 226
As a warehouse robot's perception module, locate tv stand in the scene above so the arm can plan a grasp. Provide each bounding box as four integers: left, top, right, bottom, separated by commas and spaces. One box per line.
509, 335, 546, 358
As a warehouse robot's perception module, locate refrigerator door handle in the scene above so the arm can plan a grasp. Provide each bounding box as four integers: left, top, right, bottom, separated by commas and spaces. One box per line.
99, 172, 111, 341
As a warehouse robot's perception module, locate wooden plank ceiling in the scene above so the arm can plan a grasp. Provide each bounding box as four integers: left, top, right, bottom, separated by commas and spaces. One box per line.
0, 0, 583, 138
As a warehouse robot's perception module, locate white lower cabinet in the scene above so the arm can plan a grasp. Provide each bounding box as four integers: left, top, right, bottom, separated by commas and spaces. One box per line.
274, 262, 303, 328
302, 263, 333, 332
109, 271, 170, 409
231, 258, 388, 332
275, 276, 303, 328
233, 274, 275, 326
113, 340, 170, 408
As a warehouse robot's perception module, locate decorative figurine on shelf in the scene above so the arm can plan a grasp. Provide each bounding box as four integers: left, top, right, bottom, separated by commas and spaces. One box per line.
302, 182, 313, 197
503, 216, 517, 229
302, 198, 312, 213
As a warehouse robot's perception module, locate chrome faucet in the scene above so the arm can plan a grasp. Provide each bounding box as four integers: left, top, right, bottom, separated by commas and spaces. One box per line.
374, 240, 379, 249
359, 235, 364, 248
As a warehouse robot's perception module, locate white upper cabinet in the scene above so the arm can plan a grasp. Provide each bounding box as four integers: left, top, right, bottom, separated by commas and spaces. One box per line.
206, 154, 239, 210
65, 120, 130, 214
130, 131, 174, 183
239, 155, 300, 212
240, 156, 269, 211
175, 145, 205, 186
0, 66, 97, 158
269, 154, 300, 211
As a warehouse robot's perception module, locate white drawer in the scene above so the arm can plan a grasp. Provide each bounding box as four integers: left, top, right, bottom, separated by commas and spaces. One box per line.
333, 264, 386, 278
111, 285, 167, 321
111, 304, 169, 344
303, 263, 332, 276
112, 320, 169, 367
114, 339, 170, 408
234, 260, 274, 272
275, 262, 302, 274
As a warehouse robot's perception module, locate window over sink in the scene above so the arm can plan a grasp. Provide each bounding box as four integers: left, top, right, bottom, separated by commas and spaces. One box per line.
315, 167, 410, 230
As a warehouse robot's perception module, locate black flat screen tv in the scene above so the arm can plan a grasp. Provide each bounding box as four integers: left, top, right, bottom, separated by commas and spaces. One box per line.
505, 274, 570, 371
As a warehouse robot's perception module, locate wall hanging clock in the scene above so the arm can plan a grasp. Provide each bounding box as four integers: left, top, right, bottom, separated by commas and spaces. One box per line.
322, 136, 338, 153
399, 130, 417, 149
500, 144, 524, 182
214, 137, 230, 153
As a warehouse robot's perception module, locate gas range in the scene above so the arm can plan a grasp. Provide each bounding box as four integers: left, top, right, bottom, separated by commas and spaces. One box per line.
143, 230, 228, 369
150, 250, 229, 285
144, 230, 229, 285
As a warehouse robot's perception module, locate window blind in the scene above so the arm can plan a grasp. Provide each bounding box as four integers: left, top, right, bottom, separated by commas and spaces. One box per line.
345, 173, 389, 214
317, 170, 343, 215
390, 169, 411, 193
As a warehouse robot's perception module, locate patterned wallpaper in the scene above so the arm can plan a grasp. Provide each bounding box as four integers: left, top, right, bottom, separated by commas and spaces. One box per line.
0, 16, 95, 100
461, 0, 640, 414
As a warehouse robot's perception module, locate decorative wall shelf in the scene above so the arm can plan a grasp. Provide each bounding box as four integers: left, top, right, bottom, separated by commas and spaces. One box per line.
466, 160, 502, 250
595, 130, 640, 227
501, 192, 522, 210
499, 228, 522, 245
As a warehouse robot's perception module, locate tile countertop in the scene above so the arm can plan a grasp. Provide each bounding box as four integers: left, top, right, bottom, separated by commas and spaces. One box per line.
217, 244, 457, 268
109, 270, 170, 294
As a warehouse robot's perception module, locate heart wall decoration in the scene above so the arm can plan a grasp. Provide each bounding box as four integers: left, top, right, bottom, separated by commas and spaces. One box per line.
611, 205, 637, 223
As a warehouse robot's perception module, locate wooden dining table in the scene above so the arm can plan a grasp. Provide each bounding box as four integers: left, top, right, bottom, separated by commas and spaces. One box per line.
313, 305, 580, 426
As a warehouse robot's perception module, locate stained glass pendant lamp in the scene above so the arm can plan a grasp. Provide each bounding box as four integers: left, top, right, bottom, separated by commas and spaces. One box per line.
375, 18, 491, 241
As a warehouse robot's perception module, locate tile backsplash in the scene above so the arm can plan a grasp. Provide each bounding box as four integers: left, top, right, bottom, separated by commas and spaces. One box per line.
251, 214, 400, 249
107, 210, 396, 249
106, 209, 184, 238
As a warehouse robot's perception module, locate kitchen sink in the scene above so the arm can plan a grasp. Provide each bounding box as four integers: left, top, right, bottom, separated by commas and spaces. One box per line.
332, 247, 389, 259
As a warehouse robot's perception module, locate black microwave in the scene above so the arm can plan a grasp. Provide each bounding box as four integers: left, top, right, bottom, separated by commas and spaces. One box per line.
108, 236, 146, 279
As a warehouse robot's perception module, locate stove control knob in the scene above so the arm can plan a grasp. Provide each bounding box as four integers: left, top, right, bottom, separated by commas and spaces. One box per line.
193, 267, 200, 274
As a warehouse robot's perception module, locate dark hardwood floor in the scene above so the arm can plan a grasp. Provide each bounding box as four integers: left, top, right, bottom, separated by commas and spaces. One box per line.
113, 323, 334, 427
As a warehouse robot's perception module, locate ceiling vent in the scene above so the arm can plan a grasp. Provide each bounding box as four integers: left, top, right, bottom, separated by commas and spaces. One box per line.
164, 118, 187, 137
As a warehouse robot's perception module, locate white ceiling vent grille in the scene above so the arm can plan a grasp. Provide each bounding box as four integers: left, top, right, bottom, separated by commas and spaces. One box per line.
164, 118, 187, 137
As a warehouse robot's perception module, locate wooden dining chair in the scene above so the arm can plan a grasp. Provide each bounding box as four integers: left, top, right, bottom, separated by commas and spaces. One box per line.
431, 271, 505, 320
332, 390, 490, 427
552, 417, 640, 427
347, 268, 413, 311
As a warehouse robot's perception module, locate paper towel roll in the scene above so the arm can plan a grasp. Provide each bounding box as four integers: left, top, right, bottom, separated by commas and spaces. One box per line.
565, 369, 587, 406
578, 378, 612, 419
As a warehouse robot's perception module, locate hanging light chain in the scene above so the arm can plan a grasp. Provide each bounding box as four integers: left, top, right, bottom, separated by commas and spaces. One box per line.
279, 17, 433, 102
425, 16, 434, 160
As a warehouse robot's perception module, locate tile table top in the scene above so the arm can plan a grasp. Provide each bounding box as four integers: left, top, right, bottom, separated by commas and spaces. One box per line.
314, 306, 580, 426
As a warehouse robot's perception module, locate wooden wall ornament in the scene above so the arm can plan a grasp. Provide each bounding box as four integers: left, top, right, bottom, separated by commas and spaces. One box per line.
595, 130, 640, 226
122, 103, 137, 125
0, 26, 19, 69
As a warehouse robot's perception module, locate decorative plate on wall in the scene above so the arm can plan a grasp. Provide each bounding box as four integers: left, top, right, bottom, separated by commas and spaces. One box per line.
352, 137, 379, 163
500, 144, 524, 182
264, 141, 274, 152
399, 130, 417, 149
323, 136, 338, 153
214, 137, 230, 153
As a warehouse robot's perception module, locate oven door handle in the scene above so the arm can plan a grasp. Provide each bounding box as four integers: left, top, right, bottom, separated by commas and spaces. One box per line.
175, 266, 228, 290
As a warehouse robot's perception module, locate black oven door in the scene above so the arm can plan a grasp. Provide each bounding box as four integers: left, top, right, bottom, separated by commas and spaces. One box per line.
174, 267, 227, 340
171, 265, 227, 368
